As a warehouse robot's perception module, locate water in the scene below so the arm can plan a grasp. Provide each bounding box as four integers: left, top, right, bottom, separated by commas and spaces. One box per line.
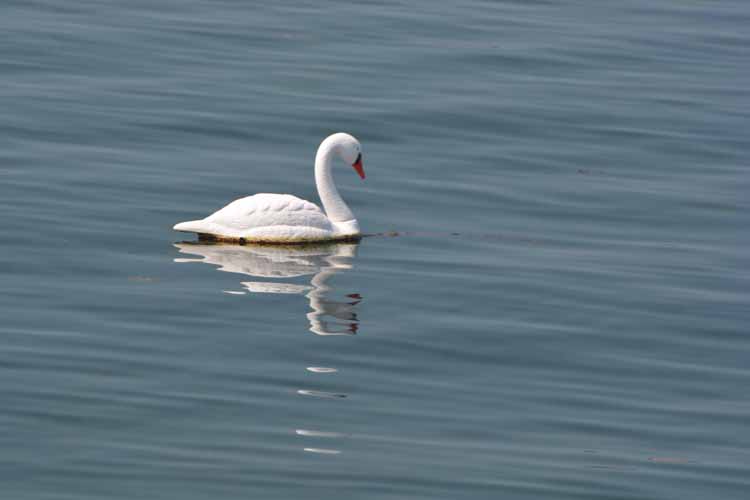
1, 1, 749, 498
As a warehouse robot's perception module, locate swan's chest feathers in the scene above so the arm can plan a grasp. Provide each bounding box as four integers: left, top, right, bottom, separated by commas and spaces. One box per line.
205, 194, 332, 235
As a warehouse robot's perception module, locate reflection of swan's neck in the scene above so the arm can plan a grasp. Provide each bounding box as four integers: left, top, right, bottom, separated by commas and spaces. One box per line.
308, 250, 353, 293
306, 254, 359, 335
315, 139, 355, 223
309, 268, 336, 294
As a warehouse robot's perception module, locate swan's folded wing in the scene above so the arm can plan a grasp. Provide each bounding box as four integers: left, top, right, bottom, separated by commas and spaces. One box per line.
202, 194, 332, 237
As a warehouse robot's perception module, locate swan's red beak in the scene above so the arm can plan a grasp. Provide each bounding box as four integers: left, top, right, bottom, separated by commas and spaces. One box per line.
352, 153, 365, 179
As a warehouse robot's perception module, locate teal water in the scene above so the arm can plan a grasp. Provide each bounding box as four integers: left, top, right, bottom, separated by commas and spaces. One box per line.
1, 1, 749, 499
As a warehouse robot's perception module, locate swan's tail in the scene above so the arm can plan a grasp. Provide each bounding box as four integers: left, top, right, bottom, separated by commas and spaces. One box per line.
173, 219, 209, 233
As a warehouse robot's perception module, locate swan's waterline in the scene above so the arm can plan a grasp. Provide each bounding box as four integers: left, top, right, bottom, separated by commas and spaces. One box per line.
190, 230, 362, 245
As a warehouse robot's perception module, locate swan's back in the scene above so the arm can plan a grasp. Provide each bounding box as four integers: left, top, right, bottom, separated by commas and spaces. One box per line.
209, 194, 323, 222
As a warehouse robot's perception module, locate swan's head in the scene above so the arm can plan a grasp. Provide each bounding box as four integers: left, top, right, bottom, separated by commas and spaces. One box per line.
328, 132, 365, 180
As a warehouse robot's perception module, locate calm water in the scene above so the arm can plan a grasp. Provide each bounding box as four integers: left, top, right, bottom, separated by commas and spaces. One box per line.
2, 1, 749, 498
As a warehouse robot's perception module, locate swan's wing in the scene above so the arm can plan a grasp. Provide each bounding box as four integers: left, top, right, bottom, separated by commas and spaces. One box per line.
196, 194, 331, 237
207, 193, 326, 225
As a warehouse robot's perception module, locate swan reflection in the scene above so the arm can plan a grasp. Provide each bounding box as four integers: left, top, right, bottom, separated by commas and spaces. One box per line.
174, 242, 361, 335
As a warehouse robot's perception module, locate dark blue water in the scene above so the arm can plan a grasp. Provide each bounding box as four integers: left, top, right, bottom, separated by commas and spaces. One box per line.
2, 1, 749, 498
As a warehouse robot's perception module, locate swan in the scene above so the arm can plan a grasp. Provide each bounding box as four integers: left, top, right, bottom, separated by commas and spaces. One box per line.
173, 133, 365, 244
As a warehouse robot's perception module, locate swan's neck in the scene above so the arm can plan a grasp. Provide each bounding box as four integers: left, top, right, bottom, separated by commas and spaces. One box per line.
315, 143, 356, 223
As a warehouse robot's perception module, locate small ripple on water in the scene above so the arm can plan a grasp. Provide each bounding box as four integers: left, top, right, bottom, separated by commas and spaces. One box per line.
297, 390, 347, 399
648, 456, 692, 464
306, 367, 338, 373
295, 429, 344, 438
304, 448, 341, 455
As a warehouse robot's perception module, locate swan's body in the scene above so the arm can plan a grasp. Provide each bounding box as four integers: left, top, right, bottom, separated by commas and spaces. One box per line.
174, 133, 365, 244
173, 193, 359, 243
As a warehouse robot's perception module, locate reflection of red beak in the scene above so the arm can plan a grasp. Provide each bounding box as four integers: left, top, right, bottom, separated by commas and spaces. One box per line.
352, 153, 365, 179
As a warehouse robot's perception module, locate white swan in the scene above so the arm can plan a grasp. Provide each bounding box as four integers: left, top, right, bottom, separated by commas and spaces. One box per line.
173, 133, 365, 243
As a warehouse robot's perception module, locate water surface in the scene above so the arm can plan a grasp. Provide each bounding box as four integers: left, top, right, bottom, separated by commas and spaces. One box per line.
1, 1, 749, 499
